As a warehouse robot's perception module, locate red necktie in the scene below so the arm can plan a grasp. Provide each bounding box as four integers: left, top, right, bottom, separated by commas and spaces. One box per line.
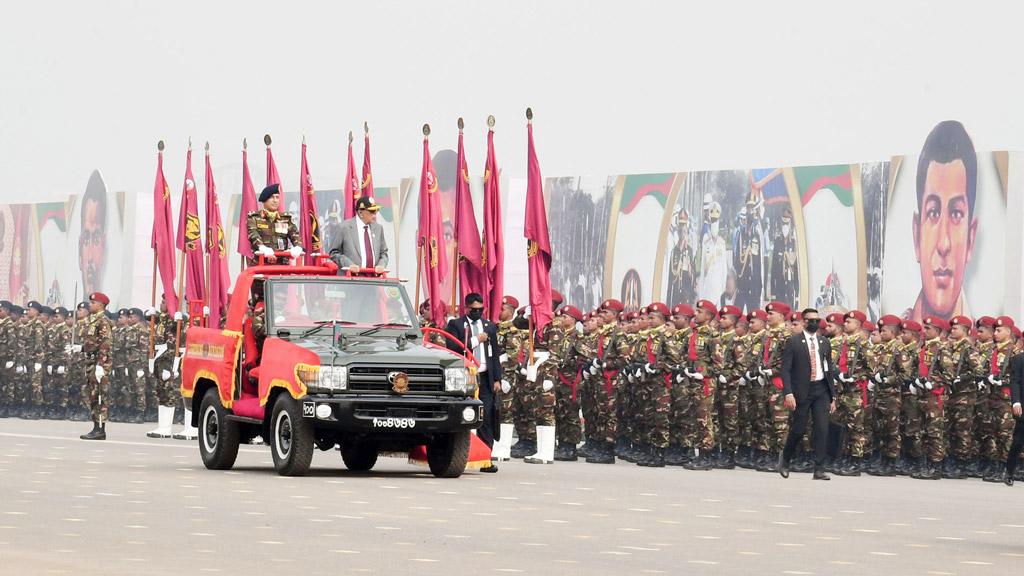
762, 335, 772, 364
839, 342, 848, 372
991, 349, 1000, 376
918, 346, 928, 377
363, 225, 374, 268
687, 331, 698, 362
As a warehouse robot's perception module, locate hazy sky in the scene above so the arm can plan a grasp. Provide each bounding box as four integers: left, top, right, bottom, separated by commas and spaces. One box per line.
2, 0, 1022, 201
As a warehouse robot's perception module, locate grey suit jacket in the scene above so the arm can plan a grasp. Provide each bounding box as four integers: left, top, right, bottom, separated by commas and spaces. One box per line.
328, 217, 389, 270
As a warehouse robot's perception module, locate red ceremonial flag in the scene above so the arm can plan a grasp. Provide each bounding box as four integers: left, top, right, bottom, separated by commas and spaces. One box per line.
524, 114, 552, 332
418, 134, 448, 327
482, 123, 504, 323
237, 143, 258, 259
266, 138, 284, 215
453, 126, 485, 310
344, 134, 360, 220
298, 141, 321, 260
176, 147, 206, 304
204, 147, 230, 327
361, 126, 373, 207
151, 147, 179, 315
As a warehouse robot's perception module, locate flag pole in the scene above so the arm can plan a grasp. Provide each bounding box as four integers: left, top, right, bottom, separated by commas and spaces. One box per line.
174, 139, 190, 356
204, 141, 212, 327
449, 117, 463, 314
525, 107, 535, 365
240, 138, 248, 272
150, 140, 163, 356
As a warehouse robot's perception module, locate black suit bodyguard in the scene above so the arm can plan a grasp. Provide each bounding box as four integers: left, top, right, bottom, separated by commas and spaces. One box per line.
445, 293, 502, 472
778, 308, 837, 480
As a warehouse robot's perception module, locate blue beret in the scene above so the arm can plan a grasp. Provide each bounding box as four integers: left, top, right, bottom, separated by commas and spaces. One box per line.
259, 183, 281, 203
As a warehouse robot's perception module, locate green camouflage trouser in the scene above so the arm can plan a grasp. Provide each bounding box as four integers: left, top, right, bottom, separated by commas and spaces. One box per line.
693, 377, 717, 451
669, 376, 694, 448
945, 391, 975, 460
153, 355, 178, 407
980, 390, 1014, 462
873, 390, 902, 459
582, 370, 618, 443
0, 366, 14, 406
82, 363, 109, 423
833, 388, 868, 458
510, 372, 534, 440
27, 367, 44, 406
554, 370, 582, 445
638, 373, 670, 449
901, 391, 924, 459
739, 380, 768, 451
716, 380, 740, 452
521, 363, 555, 428
921, 392, 946, 463
768, 387, 789, 453
617, 374, 640, 444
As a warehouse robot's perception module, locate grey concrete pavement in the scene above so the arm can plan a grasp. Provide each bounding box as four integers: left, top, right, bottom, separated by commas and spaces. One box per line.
0, 418, 1021, 575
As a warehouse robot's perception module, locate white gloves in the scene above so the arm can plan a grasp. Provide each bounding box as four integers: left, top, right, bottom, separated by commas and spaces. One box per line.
71, 344, 82, 354
626, 373, 635, 384
4, 361, 12, 369
542, 379, 554, 392
738, 377, 747, 387
172, 355, 182, 376
500, 380, 511, 394
987, 375, 1002, 386
644, 363, 657, 375
64, 345, 72, 354
686, 370, 705, 381
759, 367, 773, 377
46, 365, 52, 375
137, 369, 145, 378
161, 369, 171, 381
499, 354, 509, 364
15, 365, 25, 374
873, 372, 887, 384
909, 385, 920, 396
838, 373, 854, 384
633, 367, 643, 378
675, 373, 686, 384
202, 306, 210, 317
258, 244, 275, 257
913, 377, 932, 391
173, 311, 184, 322
589, 364, 599, 376
867, 381, 876, 392
153, 344, 168, 359
978, 381, 988, 392
56, 366, 65, 375
718, 374, 727, 384
519, 367, 528, 377
33, 363, 41, 372
123, 367, 130, 377
94, 365, 105, 381
288, 246, 304, 259
145, 307, 158, 317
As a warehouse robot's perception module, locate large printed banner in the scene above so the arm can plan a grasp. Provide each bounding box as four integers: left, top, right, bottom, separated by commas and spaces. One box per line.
4, 121, 1022, 322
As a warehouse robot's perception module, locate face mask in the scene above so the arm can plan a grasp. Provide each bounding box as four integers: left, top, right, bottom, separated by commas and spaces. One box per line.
467, 308, 483, 321
805, 319, 820, 333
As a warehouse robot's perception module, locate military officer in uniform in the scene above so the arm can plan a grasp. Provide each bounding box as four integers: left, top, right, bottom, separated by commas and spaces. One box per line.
771, 208, 799, 309
245, 183, 303, 265
80, 292, 113, 440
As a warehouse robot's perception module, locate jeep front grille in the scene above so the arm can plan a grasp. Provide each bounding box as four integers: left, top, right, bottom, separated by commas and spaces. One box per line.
353, 404, 448, 420
347, 365, 445, 393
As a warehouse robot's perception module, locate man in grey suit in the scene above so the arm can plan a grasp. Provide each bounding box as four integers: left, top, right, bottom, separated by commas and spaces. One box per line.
328, 196, 389, 274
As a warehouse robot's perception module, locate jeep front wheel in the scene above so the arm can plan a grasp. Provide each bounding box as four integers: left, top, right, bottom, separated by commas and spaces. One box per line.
199, 388, 239, 470
270, 395, 314, 476
341, 443, 378, 472
427, 430, 471, 478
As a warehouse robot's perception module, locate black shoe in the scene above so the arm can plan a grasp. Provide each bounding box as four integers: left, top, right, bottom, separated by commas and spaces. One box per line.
1004, 468, 1015, 486
678, 446, 694, 465
735, 447, 752, 469
614, 437, 631, 459
479, 464, 499, 473
623, 442, 641, 463
577, 440, 593, 460
966, 458, 983, 478
684, 452, 714, 471
813, 468, 831, 480
716, 450, 736, 470
778, 452, 790, 478
1015, 466, 1024, 482
792, 452, 814, 473
893, 457, 911, 476
511, 439, 535, 459
760, 451, 780, 473
876, 457, 897, 477
80, 422, 106, 441
835, 456, 863, 477
912, 459, 941, 480
554, 442, 578, 462
639, 446, 665, 468
983, 467, 1004, 483
664, 445, 684, 466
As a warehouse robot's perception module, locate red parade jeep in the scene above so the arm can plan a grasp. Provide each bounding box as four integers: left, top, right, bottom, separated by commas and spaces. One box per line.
180, 254, 482, 478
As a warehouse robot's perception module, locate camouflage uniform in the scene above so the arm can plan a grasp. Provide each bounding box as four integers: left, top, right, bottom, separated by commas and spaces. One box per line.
552, 324, 582, 447
867, 338, 906, 460
69, 313, 89, 419
688, 323, 718, 454
25, 314, 46, 413
972, 338, 994, 463
126, 320, 150, 419
941, 336, 977, 462
578, 323, 621, 446
636, 324, 672, 451
617, 329, 642, 448
522, 327, 556, 428
833, 333, 871, 458
82, 310, 113, 422
665, 324, 695, 454
0, 313, 15, 410
245, 208, 300, 265
918, 337, 947, 465
764, 325, 790, 455
152, 313, 178, 407
47, 318, 72, 416
110, 318, 128, 419
496, 320, 524, 427
714, 328, 743, 455
980, 340, 1015, 464
899, 338, 924, 464
736, 329, 768, 458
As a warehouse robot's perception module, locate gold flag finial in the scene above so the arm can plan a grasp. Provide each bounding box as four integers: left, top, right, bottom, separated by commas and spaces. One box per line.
188, 137, 192, 150
205, 141, 210, 153
157, 140, 165, 152
264, 134, 272, 146
457, 117, 464, 132
243, 138, 247, 151
526, 107, 533, 121
487, 115, 495, 128
302, 134, 306, 145
423, 124, 431, 137
348, 130, 353, 144
364, 121, 369, 135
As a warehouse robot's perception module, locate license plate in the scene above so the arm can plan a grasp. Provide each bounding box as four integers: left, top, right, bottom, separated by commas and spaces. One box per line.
371, 417, 416, 429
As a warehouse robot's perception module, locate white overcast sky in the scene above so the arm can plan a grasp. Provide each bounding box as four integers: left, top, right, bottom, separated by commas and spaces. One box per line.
1, 0, 1022, 201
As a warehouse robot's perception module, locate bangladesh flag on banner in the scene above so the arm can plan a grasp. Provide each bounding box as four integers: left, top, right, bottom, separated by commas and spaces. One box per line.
793, 165, 853, 207
35, 202, 68, 232
618, 173, 674, 214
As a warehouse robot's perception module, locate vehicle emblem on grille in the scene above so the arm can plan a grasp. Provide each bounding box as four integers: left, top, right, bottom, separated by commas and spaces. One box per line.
389, 371, 409, 394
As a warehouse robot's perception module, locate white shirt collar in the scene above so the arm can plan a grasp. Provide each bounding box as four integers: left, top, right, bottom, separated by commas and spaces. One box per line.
803, 330, 818, 342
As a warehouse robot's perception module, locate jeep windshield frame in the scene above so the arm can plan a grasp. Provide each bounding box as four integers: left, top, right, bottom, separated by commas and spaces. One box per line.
264, 277, 419, 336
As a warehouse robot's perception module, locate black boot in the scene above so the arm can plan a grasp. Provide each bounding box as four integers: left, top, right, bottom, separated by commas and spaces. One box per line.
1015, 464, 1024, 482
792, 451, 813, 473
577, 439, 593, 460
633, 443, 652, 466
586, 441, 616, 464
554, 442, 578, 462
80, 421, 106, 441
716, 450, 736, 470
678, 445, 694, 465
1005, 466, 1015, 487
623, 441, 641, 463
664, 445, 685, 466
511, 438, 535, 459
983, 462, 1005, 483
753, 449, 770, 471
614, 437, 630, 459
640, 446, 665, 468
684, 450, 714, 471
912, 458, 941, 480
836, 456, 862, 476
965, 458, 983, 478
735, 446, 751, 469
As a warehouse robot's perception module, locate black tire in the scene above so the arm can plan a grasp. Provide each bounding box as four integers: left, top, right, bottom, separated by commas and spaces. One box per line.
341, 443, 378, 472
427, 430, 471, 478
199, 388, 239, 470
269, 395, 314, 476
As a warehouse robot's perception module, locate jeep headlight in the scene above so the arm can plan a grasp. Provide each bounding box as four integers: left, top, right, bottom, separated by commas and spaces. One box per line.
445, 367, 469, 393
317, 366, 348, 391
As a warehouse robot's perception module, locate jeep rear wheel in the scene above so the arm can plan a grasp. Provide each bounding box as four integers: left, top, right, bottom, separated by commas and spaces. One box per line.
199, 388, 239, 470
427, 430, 471, 478
341, 443, 378, 472
270, 395, 314, 476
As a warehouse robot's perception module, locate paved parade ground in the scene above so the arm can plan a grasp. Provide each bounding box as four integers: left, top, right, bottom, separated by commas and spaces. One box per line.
0, 419, 1021, 576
